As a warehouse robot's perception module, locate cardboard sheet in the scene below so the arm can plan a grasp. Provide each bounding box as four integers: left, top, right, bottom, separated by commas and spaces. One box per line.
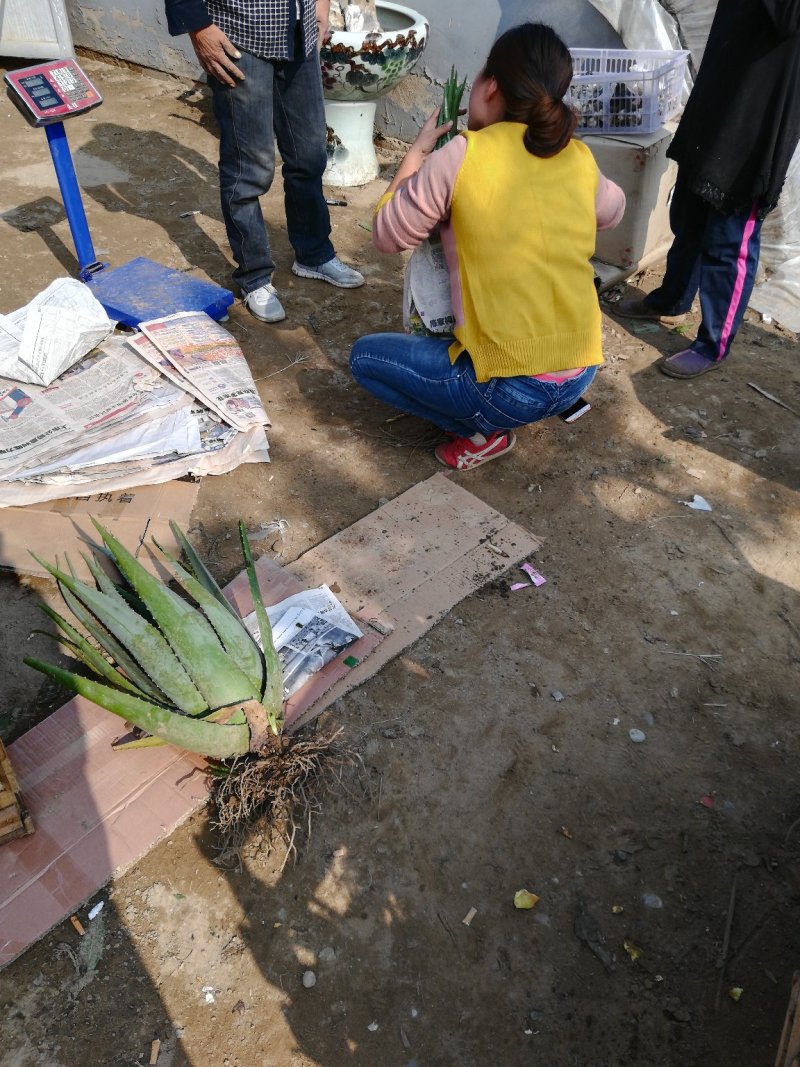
0, 479, 201, 579
286, 474, 541, 728
0, 473, 540, 968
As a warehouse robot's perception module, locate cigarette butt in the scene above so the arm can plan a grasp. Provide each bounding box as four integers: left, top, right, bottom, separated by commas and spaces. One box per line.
150, 1038, 161, 1064
462, 906, 477, 927
70, 915, 85, 936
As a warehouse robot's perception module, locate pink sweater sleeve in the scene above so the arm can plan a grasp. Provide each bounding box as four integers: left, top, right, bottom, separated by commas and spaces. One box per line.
372, 136, 467, 253
595, 171, 626, 231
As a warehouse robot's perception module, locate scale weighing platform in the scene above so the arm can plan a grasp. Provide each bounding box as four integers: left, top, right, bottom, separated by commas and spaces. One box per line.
4, 59, 233, 327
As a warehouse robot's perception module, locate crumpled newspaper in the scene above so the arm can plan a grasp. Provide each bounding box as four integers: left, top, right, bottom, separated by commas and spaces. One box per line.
0, 277, 115, 386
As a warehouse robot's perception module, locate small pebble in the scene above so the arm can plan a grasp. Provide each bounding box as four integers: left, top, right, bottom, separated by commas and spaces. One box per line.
551, 690, 565, 702
629, 728, 646, 743
642, 893, 663, 909
318, 946, 336, 963
302, 970, 316, 989
367, 1021, 379, 1032
642, 711, 655, 726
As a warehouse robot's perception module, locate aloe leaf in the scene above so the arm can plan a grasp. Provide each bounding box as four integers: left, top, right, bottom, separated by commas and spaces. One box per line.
90, 522, 259, 711
205, 705, 248, 725
170, 521, 235, 615
39, 605, 151, 698
112, 734, 168, 750
24, 658, 251, 758
81, 551, 157, 624
59, 584, 167, 703
81, 551, 118, 595
32, 553, 208, 715
238, 522, 283, 724
153, 539, 265, 696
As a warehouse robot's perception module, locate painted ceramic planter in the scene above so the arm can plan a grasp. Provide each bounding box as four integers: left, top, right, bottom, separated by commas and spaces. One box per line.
320, 1, 429, 102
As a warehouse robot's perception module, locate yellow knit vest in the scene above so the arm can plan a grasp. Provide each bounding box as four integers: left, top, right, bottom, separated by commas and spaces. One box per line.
449, 124, 602, 381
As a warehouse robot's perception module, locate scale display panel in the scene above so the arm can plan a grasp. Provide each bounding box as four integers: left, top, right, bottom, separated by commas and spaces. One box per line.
4, 59, 102, 127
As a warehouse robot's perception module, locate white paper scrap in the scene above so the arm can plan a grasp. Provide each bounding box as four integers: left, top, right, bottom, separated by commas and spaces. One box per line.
679, 494, 712, 511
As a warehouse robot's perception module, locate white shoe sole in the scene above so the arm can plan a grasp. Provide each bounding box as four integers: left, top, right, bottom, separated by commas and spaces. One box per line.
243, 299, 286, 323
291, 262, 364, 289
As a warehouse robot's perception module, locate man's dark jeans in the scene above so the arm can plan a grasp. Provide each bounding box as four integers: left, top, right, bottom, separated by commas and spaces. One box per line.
210, 48, 334, 294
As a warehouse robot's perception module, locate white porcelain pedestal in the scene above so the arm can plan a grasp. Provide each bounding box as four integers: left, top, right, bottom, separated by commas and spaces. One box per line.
324, 100, 379, 187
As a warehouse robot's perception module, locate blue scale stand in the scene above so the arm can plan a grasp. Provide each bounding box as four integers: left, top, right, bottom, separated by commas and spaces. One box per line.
5, 59, 233, 328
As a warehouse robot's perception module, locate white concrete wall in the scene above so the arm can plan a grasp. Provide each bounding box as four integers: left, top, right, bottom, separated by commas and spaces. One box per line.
377, 0, 622, 140
64, 0, 621, 138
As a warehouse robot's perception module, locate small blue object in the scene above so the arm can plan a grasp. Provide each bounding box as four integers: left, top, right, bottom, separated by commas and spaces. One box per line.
86, 258, 234, 328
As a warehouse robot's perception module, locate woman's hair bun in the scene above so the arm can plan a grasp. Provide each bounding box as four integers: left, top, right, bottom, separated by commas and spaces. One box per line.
523, 95, 577, 158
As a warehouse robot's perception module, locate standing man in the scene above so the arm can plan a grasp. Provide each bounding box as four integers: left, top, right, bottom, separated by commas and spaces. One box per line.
615, 0, 800, 378
164, 0, 364, 323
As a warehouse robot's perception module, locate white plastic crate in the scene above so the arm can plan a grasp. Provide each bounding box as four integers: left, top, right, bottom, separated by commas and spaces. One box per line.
567, 48, 689, 135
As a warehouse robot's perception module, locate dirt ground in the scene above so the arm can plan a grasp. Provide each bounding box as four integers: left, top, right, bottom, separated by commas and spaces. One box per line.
1, 57, 800, 1067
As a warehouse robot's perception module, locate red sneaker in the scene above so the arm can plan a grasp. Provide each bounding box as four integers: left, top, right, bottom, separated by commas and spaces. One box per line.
434, 430, 516, 471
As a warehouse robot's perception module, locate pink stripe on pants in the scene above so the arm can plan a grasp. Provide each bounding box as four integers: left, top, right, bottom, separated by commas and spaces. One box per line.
718, 203, 759, 360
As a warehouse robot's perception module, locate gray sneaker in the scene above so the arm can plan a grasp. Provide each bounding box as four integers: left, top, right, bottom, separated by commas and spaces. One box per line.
243, 281, 286, 323
292, 255, 364, 288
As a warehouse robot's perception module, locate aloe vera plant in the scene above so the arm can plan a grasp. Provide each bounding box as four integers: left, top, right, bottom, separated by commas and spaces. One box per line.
436, 66, 468, 150
24, 520, 284, 758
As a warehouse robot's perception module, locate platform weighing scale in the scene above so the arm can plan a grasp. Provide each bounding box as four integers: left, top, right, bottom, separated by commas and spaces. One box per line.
4, 59, 233, 327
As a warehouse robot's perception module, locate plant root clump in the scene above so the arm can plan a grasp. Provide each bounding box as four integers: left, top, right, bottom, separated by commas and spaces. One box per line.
209, 728, 351, 865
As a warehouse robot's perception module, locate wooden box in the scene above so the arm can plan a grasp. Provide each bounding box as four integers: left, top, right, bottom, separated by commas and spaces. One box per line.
0, 739, 34, 844
776, 972, 800, 1067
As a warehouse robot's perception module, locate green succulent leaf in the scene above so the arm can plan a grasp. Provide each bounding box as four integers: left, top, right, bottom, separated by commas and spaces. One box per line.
112, 733, 169, 750
238, 521, 283, 725
24, 657, 251, 758
170, 521, 236, 616
153, 539, 264, 696
91, 522, 259, 711
31, 553, 208, 715
39, 605, 150, 698
58, 583, 167, 703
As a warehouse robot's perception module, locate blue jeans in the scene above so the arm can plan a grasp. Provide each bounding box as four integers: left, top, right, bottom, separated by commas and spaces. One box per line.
645, 175, 763, 362
210, 48, 334, 294
350, 333, 598, 436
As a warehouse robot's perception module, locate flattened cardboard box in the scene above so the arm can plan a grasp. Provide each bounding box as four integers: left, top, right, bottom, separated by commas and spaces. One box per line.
0, 479, 200, 579
582, 122, 678, 271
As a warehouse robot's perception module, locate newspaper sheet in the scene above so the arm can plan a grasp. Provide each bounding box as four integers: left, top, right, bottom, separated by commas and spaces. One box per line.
0, 424, 269, 506
0, 337, 188, 479
0, 310, 271, 506
244, 585, 363, 699
0, 278, 115, 386
138, 311, 269, 432
404, 236, 456, 336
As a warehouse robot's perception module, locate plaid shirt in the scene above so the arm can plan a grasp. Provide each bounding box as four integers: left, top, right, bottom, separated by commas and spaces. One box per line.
165, 0, 317, 60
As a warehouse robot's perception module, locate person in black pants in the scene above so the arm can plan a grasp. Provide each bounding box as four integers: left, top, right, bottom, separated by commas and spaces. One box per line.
615, 0, 800, 379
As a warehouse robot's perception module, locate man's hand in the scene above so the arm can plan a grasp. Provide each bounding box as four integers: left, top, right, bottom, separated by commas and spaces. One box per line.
189, 24, 244, 86
315, 0, 331, 48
